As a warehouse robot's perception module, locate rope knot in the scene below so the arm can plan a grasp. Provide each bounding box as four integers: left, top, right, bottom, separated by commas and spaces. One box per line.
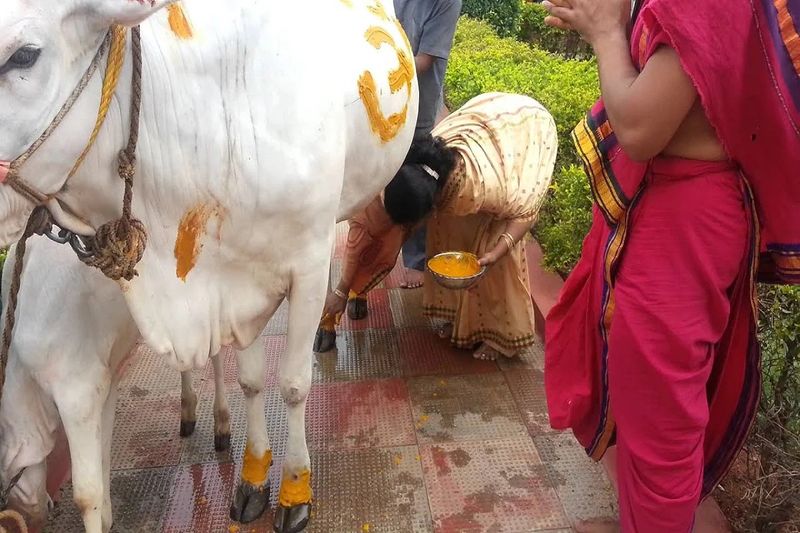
117, 150, 136, 181
83, 216, 147, 281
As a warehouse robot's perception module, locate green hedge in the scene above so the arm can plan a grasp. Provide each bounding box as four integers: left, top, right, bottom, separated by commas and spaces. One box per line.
518, 1, 592, 59
757, 284, 800, 440
461, 0, 522, 37
444, 17, 598, 273
534, 165, 593, 273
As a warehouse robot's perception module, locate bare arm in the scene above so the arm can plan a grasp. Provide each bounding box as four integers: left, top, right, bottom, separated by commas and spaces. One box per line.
478, 218, 533, 267
415, 53, 435, 74
543, 0, 698, 161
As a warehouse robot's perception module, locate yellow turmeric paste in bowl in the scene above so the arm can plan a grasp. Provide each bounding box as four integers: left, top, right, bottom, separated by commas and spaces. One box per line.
427, 251, 486, 290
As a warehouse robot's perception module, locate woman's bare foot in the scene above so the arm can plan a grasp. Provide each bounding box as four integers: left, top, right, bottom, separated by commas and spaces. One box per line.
400, 268, 424, 289
435, 323, 453, 340
473, 343, 504, 361
574, 518, 620, 533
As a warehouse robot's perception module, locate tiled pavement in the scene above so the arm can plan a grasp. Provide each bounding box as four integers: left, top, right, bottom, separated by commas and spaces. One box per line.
46, 225, 617, 532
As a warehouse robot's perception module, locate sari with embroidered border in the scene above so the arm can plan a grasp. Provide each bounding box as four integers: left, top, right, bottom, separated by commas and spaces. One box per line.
544, 0, 800, 498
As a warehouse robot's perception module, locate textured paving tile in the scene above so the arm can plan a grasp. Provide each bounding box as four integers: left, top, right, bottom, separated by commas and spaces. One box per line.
312, 328, 402, 382
340, 288, 394, 332
262, 299, 289, 336
498, 340, 546, 372
398, 327, 498, 377
305, 379, 416, 451
45, 466, 176, 533
188, 378, 416, 466
505, 369, 556, 436
534, 432, 618, 523
310, 446, 432, 533
170, 447, 432, 533
202, 336, 284, 393
163, 461, 275, 533
380, 261, 407, 289
420, 439, 570, 532
118, 344, 188, 395
389, 288, 433, 328
408, 374, 528, 444
111, 392, 183, 470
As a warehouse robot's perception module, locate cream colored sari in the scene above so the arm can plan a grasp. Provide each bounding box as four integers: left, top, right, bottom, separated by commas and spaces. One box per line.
423, 93, 558, 356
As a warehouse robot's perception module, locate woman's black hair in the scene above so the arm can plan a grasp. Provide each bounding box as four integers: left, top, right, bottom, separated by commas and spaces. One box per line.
383, 134, 457, 226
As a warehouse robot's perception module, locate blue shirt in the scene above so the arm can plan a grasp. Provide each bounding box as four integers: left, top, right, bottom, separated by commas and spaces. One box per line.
394, 0, 462, 137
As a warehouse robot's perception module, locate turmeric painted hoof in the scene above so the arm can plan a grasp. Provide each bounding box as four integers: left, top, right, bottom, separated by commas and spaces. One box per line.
313, 327, 336, 353
273, 503, 311, 533
179, 420, 196, 437
230, 482, 271, 524
215, 432, 231, 452
346, 297, 368, 321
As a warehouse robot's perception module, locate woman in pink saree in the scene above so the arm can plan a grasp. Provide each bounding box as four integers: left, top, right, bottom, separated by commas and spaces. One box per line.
543, 0, 800, 530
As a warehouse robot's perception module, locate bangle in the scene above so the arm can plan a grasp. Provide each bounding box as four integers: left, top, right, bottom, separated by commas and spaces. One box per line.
499, 232, 515, 251
333, 288, 347, 300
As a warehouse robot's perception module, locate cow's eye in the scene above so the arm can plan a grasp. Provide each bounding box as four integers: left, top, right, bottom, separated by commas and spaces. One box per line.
0, 46, 41, 74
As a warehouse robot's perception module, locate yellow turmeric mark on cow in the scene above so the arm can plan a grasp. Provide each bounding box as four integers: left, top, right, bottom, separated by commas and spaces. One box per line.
167, 3, 193, 40
358, 25, 414, 143
358, 71, 409, 143
278, 469, 313, 507
339, 0, 353, 7
365, 27, 414, 93
393, 18, 414, 62
367, 0, 391, 21
174, 203, 223, 281
241, 443, 273, 487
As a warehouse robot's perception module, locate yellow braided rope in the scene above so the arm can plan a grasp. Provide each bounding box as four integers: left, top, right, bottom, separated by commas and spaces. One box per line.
68, 25, 128, 178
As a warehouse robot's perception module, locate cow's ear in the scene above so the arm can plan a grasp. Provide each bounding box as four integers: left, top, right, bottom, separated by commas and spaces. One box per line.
89, 0, 178, 27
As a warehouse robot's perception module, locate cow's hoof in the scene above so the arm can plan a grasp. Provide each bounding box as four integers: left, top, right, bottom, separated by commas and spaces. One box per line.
179, 420, 196, 437
313, 328, 336, 353
215, 432, 231, 452
347, 298, 368, 321
230, 482, 270, 524
273, 503, 311, 533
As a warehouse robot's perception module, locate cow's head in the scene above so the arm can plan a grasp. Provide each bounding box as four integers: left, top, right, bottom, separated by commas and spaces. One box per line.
0, 0, 175, 246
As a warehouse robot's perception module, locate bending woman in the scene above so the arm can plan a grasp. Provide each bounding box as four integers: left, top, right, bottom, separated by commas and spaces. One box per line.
317, 92, 558, 360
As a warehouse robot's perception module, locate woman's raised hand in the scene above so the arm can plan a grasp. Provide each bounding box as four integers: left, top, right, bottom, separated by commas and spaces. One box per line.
542, 0, 632, 45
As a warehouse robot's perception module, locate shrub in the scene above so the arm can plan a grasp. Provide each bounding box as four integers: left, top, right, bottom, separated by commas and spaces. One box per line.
718, 284, 800, 531
759, 284, 800, 441
445, 17, 599, 272
461, 0, 522, 37
517, 1, 592, 58
533, 165, 593, 275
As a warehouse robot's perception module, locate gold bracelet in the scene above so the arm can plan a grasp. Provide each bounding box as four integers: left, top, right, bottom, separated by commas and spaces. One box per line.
333, 288, 348, 300
499, 232, 515, 250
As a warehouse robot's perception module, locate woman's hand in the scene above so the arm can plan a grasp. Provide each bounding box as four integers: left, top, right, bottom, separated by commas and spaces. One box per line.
322, 291, 347, 323
542, 0, 631, 46
478, 248, 504, 267
542, 0, 576, 31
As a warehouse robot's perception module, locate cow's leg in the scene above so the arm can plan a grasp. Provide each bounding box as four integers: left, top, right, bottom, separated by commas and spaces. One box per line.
211, 351, 231, 451
274, 256, 329, 533
313, 237, 338, 353
100, 381, 120, 532
54, 373, 110, 533
229, 341, 272, 523
179, 370, 198, 437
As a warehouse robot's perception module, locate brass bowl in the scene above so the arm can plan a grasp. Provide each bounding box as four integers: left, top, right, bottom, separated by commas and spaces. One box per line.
427, 251, 487, 290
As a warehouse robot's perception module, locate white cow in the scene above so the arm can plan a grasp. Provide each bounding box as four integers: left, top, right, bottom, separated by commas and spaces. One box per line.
0, 1, 417, 532
0, 235, 231, 531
